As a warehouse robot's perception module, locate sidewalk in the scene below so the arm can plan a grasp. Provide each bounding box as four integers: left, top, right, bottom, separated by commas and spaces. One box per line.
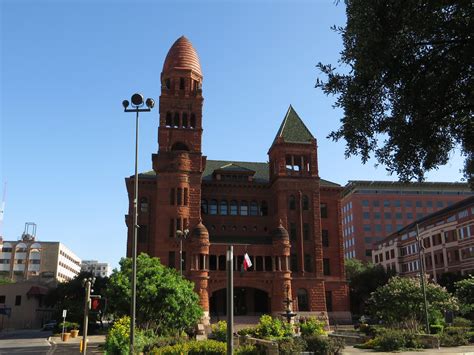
343, 345, 474, 355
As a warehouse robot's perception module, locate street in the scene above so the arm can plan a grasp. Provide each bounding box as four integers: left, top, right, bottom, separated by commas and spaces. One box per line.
0, 330, 104, 354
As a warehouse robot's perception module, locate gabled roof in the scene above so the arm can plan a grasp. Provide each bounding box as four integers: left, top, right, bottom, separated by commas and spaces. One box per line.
214, 163, 255, 174
136, 160, 340, 187
273, 105, 314, 144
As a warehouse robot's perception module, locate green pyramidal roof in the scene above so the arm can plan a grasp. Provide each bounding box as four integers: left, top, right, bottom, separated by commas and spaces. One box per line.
274, 105, 314, 144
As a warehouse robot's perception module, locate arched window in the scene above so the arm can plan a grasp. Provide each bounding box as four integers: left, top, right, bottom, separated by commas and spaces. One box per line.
303, 195, 309, 210
182, 112, 188, 128
209, 199, 218, 215
201, 199, 208, 215
140, 197, 148, 212
179, 77, 185, 90
240, 201, 249, 216
289, 195, 296, 210
165, 112, 172, 127
171, 142, 189, 151
173, 112, 180, 128
190, 113, 196, 128
220, 200, 228, 215
297, 289, 309, 311
260, 201, 268, 216
2, 242, 12, 253
250, 201, 258, 216
165, 78, 171, 89
16, 243, 27, 253
230, 200, 238, 216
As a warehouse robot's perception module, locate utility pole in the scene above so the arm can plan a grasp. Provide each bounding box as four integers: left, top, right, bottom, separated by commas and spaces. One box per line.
82, 277, 95, 355
226, 246, 233, 355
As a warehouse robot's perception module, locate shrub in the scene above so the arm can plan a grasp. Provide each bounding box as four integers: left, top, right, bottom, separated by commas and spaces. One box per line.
355, 338, 377, 349
237, 327, 257, 337
278, 337, 307, 354
440, 327, 470, 347
467, 331, 474, 343
304, 335, 344, 355
453, 317, 472, 328
105, 316, 131, 354
235, 344, 262, 355
210, 321, 227, 342
372, 328, 422, 351
143, 335, 186, 353
430, 324, 444, 334
300, 317, 326, 337
152, 339, 226, 354
253, 315, 293, 340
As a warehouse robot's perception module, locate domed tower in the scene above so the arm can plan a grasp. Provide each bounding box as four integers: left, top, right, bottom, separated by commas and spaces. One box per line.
150, 36, 208, 293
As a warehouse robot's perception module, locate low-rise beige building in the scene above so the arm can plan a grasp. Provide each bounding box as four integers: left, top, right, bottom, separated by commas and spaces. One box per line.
373, 196, 474, 281
0, 281, 53, 330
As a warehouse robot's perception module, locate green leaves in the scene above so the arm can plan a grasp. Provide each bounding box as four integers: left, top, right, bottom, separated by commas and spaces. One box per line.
317, 0, 473, 186
106, 253, 203, 335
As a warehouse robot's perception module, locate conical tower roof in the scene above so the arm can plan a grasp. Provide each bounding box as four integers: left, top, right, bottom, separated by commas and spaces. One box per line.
273, 105, 314, 144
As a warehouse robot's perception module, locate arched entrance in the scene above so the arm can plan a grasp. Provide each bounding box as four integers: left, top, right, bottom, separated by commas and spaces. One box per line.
210, 287, 270, 316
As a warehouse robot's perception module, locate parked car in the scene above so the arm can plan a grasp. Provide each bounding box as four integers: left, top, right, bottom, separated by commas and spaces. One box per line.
42, 320, 57, 331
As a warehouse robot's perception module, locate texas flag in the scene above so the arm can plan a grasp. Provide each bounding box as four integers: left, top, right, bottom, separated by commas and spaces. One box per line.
243, 253, 253, 271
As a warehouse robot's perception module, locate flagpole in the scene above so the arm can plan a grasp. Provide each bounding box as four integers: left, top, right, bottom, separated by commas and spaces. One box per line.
226, 246, 233, 355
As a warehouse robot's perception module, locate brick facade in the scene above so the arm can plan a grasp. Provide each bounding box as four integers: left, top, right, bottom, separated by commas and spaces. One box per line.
125, 36, 350, 323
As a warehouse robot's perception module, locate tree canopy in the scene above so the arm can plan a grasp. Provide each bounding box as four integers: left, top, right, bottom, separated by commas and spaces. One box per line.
316, 0, 473, 185
106, 253, 203, 335
368, 276, 458, 330
454, 275, 474, 315
344, 259, 395, 316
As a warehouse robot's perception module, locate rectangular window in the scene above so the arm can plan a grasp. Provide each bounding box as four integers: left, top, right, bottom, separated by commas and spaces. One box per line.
322, 229, 329, 247
394, 200, 401, 207
325, 291, 333, 312
138, 225, 148, 244
304, 254, 313, 272
364, 237, 372, 244
436, 201, 444, 208
15, 295, 21, 306
169, 219, 175, 238
385, 224, 393, 233
362, 200, 369, 207
363, 212, 370, 219
395, 213, 402, 219
374, 212, 381, 219
366, 249, 372, 257
170, 188, 175, 205
290, 254, 298, 272
416, 201, 422, 207
323, 258, 331, 275
303, 223, 310, 241
384, 200, 390, 207
168, 251, 175, 269
363, 224, 371, 232
390, 249, 395, 258
372, 200, 380, 207
0, 296, 5, 303
384, 212, 392, 219
177, 188, 183, 205
406, 212, 413, 219
320, 203, 328, 218
290, 223, 297, 241
184, 188, 188, 206
426, 201, 433, 207
265, 256, 272, 271
405, 200, 413, 207
209, 255, 217, 271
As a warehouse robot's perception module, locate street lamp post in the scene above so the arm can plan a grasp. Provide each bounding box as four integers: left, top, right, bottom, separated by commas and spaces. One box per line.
176, 228, 189, 276
122, 93, 154, 354
81, 276, 95, 355
416, 223, 430, 334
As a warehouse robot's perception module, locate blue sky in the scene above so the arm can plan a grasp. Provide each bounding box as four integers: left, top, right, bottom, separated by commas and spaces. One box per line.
1, 0, 465, 269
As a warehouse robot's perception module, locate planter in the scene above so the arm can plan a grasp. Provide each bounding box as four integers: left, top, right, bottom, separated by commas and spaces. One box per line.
62, 332, 71, 342
70, 329, 79, 338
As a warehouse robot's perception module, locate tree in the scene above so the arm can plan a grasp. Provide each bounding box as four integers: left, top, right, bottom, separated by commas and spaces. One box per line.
368, 276, 458, 330
454, 275, 474, 316
106, 253, 203, 335
316, 0, 473, 185
344, 259, 395, 316
44, 272, 108, 326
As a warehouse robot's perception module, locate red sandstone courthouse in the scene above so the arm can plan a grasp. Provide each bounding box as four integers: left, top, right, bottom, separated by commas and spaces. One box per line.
125, 36, 350, 323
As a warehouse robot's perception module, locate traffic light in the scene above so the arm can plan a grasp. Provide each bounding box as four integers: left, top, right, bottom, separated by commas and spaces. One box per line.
91, 298, 101, 312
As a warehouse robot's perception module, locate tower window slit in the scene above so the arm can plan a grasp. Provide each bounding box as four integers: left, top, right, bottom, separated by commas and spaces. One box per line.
173, 112, 180, 128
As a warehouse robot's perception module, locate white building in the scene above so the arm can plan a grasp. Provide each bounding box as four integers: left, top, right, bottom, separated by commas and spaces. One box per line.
81, 260, 110, 278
